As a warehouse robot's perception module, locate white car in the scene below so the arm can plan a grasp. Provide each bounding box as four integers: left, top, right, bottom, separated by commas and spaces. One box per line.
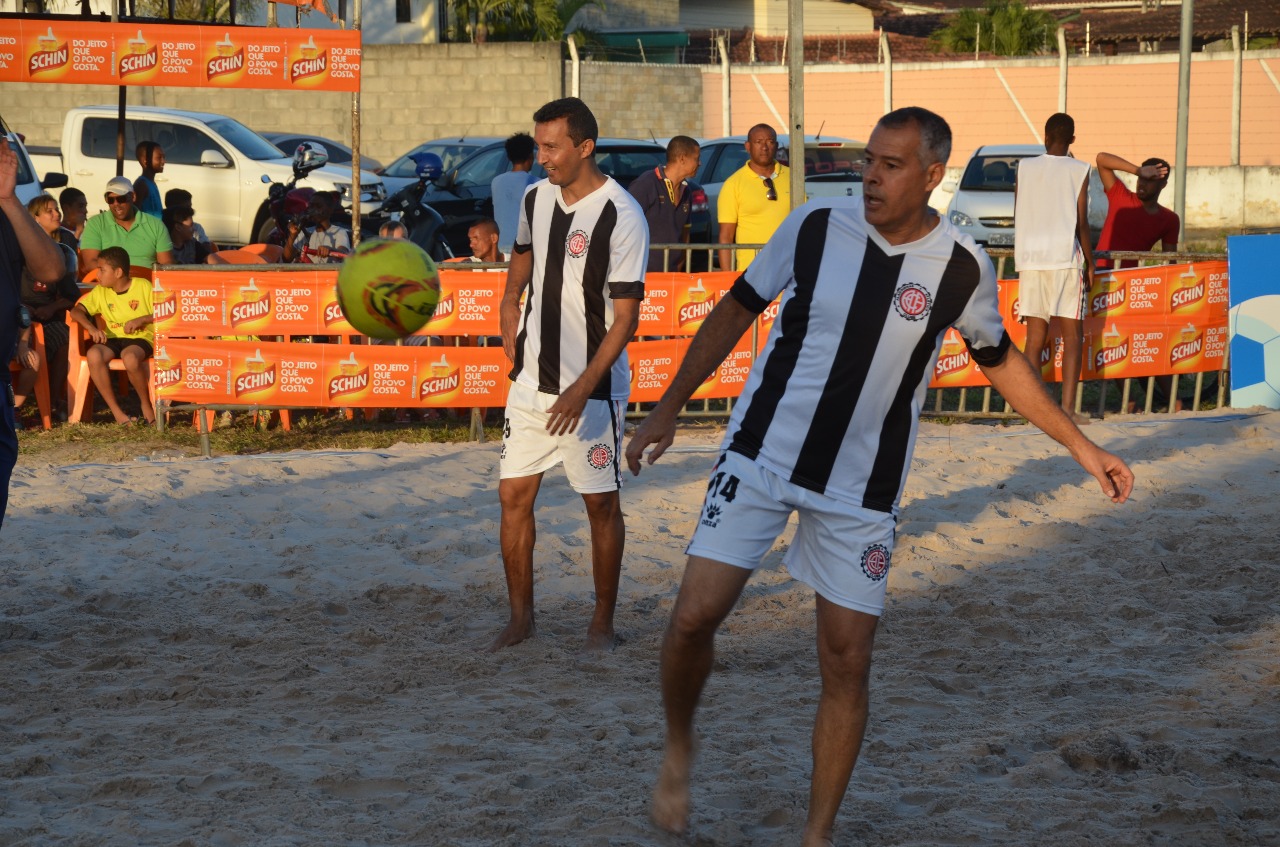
944, 144, 1045, 247
5, 131, 66, 206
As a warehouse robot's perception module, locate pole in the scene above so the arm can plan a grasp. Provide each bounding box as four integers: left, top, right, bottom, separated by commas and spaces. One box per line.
351, 0, 361, 246
113, 0, 125, 178
1173, 0, 1193, 248
881, 29, 892, 114
717, 35, 731, 136
1057, 26, 1068, 112
787, 0, 804, 210
567, 37, 580, 98
1231, 25, 1241, 166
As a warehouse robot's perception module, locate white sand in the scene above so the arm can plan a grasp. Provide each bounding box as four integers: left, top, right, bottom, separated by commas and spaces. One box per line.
1, 411, 1277, 846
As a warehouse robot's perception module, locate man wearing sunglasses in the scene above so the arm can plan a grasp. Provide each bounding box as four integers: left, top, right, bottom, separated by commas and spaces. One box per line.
717, 124, 790, 272
78, 176, 174, 277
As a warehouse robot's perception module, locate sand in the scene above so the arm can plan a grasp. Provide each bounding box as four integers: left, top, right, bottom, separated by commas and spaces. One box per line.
1, 410, 1277, 846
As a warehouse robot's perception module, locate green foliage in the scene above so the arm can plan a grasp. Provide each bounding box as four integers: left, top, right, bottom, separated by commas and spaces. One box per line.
931, 0, 1058, 57
448, 0, 604, 43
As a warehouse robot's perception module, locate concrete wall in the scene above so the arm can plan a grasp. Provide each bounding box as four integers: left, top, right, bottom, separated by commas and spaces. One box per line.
575, 61, 705, 139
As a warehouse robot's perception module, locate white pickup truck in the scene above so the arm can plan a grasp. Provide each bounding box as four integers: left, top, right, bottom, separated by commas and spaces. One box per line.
45, 105, 385, 246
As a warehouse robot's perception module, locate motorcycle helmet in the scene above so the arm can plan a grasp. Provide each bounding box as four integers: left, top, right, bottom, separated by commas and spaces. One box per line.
292, 141, 329, 177
410, 152, 444, 182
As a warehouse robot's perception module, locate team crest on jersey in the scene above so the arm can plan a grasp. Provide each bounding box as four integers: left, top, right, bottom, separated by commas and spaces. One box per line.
566, 229, 590, 258
893, 283, 932, 321
860, 543, 891, 581
587, 442, 613, 469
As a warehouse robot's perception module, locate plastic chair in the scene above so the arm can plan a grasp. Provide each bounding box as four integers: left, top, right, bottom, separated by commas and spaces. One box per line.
80, 265, 153, 285
239, 243, 284, 263
7, 322, 52, 431
64, 308, 157, 424
206, 249, 267, 265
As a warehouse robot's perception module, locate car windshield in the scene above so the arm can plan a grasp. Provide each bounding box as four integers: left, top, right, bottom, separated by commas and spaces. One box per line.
796, 145, 864, 181
5, 137, 36, 185
208, 118, 290, 160
387, 143, 481, 178
959, 154, 1030, 192
594, 147, 665, 188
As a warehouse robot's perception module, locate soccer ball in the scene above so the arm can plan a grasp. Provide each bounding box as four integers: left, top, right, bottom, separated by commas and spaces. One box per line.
335, 238, 440, 339
1228, 294, 1280, 409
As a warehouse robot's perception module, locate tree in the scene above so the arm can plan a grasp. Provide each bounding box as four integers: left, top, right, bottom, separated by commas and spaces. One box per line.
930, 0, 1058, 57
448, 0, 603, 44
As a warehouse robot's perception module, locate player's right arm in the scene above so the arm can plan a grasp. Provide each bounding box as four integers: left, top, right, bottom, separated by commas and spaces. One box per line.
500, 247, 532, 363
625, 293, 757, 475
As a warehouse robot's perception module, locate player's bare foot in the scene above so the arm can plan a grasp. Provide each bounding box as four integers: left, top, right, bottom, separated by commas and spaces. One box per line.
801, 826, 836, 847
651, 748, 692, 834
583, 621, 615, 653
487, 618, 534, 652
1067, 410, 1092, 426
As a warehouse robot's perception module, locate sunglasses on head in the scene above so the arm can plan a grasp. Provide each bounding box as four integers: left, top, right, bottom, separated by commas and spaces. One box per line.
104, 194, 132, 205
763, 176, 777, 202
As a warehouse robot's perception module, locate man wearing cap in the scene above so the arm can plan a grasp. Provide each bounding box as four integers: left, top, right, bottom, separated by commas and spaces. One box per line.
79, 176, 174, 276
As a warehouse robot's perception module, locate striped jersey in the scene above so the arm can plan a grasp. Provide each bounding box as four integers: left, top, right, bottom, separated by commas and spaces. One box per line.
724, 198, 1012, 516
511, 177, 648, 402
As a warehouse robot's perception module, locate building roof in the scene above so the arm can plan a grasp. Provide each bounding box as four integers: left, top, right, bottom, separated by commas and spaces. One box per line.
1071, 0, 1280, 44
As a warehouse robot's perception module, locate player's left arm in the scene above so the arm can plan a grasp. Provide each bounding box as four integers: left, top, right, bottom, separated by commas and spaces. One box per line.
1075, 178, 1094, 287
0, 143, 65, 283
982, 349, 1135, 503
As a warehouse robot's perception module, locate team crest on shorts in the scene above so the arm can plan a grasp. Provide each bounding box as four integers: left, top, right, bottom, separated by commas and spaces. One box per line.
566, 230, 590, 258
893, 283, 932, 321
860, 543, 891, 581
587, 443, 613, 469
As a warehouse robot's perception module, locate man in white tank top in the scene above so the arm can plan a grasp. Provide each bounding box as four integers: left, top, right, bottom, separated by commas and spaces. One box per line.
1014, 113, 1094, 424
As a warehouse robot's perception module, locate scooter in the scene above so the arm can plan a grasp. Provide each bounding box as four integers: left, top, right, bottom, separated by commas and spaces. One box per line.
365, 152, 454, 262
256, 141, 332, 245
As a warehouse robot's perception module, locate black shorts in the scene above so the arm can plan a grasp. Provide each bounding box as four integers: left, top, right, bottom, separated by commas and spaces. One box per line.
102, 338, 154, 359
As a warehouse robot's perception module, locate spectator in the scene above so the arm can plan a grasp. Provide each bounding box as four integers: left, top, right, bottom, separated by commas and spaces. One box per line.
718, 124, 789, 271
628, 135, 701, 272
491, 132, 536, 256
68, 245, 155, 425
57, 186, 87, 248
164, 206, 212, 265
134, 141, 165, 218
378, 220, 408, 239
3, 142, 66, 525
1095, 152, 1178, 270
1014, 113, 1094, 425
164, 188, 218, 252
463, 218, 504, 264
283, 192, 350, 264
79, 176, 174, 275
14, 195, 82, 422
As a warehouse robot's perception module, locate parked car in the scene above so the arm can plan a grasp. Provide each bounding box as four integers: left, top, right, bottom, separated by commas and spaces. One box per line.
48, 106, 386, 247
408, 137, 706, 259
259, 131, 383, 173
943, 144, 1045, 247
378, 136, 503, 197
697, 133, 867, 218
5, 130, 67, 206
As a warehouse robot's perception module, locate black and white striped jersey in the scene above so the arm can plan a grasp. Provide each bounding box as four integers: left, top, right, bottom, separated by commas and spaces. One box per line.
724, 198, 1012, 516
511, 177, 648, 402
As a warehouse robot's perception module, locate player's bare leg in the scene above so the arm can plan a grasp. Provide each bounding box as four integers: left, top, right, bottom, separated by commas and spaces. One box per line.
490, 473, 543, 651
1058, 317, 1089, 425
802, 595, 878, 847
653, 557, 752, 834
581, 490, 624, 651
1021, 316, 1049, 382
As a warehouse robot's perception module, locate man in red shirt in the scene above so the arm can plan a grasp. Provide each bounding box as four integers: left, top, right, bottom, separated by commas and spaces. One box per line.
1095, 152, 1180, 269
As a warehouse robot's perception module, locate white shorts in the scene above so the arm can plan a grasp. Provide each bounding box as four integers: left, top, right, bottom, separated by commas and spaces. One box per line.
1019, 267, 1086, 321
686, 451, 896, 616
500, 380, 625, 494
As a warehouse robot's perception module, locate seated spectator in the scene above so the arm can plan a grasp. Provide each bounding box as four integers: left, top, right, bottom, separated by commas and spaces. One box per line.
79, 176, 174, 275
57, 186, 87, 249
164, 188, 218, 252
283, 192, 350, 264
461, 218, 505, 265
164, 206, 212, 265
68, 246, 156, 425
13, 194, 83, 421
378, 220, 408, 240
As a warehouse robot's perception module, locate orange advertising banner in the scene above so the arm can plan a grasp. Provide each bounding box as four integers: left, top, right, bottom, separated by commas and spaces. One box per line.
155, 339, 510, 408
0, 22, 360, 91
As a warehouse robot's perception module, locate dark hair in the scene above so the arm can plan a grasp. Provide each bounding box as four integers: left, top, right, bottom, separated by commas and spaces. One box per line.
98, 246, 131, 273
1142, 157, 1171, 177
666, 135, 700, 163
532, 97, 598, 146
876, 107, 952, 167
504, 132, 535, 163
165, 187, 193, 209
747, 124, 777, 141
469, 217, 499, 237
163, 206, 194, 234
59, 186, 86, 208
1044, 112, 1075, 144
136, 140, 161, 163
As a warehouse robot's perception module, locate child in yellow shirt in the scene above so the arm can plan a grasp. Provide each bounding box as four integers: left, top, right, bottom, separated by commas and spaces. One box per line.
69, 246, 156, 425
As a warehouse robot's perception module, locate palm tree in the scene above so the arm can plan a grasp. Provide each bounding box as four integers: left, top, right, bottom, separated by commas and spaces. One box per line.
448, 0, 603, 44
931, 0, 1057, 57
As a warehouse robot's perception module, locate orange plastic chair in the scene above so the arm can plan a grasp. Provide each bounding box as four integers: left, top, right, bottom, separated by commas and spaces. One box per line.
7, 322, 53, 431
239, 243, 284, 263
206, 250, 267, 265
64, 307, 157, 424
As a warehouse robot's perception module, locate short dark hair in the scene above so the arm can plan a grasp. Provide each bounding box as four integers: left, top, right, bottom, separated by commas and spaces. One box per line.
469, 217, 499, 237
747, 124, 777, 140
59, 186, 86, 208
532, 97, 598, 146
1142, 157, 1171, 178
98, 246, 131, 273
1044, 112, 1075, 144
162, 206, 194, 234
666, 135, 700, 163
136, 140, 161, 162
876, 107, 952, 167
504, 132, 535, 163
165, 188, 193, 209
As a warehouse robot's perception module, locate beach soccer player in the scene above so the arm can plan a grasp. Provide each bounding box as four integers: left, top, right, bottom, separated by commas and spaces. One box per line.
625, 106, 1136, 846
493, 97, 649, 652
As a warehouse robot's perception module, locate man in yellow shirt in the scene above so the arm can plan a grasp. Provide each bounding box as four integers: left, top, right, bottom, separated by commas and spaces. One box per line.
69, 246, 155, 425
717, 124, 790, 271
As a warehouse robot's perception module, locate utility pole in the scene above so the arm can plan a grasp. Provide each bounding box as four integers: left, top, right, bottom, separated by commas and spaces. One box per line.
787, 0, 804, 210
1173, 0, 1193, 247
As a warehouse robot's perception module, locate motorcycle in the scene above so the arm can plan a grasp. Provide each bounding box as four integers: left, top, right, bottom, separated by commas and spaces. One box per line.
365, 152, 454, 262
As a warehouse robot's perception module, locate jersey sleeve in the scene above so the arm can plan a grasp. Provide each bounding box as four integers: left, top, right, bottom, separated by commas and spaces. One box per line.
79, 285, 104, 316
729, 204, 805, 312
333, 227, 353, 255
1161, 212, 1181, 248
952, 249, 1012, 367
607, 198, 649, 300
514, 182, 537, 254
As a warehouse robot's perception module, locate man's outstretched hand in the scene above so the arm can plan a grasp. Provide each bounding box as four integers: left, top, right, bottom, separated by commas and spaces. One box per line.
625, 410, 677, 476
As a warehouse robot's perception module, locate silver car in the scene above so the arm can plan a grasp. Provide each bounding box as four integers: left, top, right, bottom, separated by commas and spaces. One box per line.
944, 144, 1045, 247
